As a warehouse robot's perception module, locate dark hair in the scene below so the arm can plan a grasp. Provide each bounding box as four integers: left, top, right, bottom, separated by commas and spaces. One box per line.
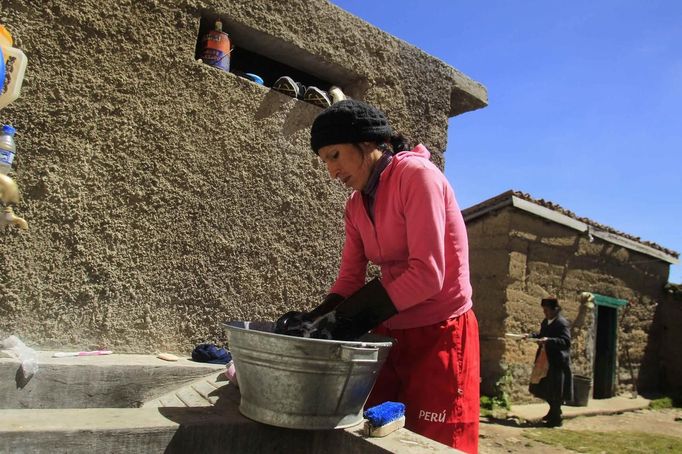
352, 133, 411, 156
353, 133, 412, 154
377, 133, 411, 154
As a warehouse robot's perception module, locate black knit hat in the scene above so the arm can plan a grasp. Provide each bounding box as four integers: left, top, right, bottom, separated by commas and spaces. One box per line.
310, 99, 393, 154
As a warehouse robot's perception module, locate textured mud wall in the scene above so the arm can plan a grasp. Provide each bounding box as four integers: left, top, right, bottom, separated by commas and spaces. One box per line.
501, 210, 669, 402
0, 0, 486, 352
656, 293, 682, 393
466, 210, 511, 396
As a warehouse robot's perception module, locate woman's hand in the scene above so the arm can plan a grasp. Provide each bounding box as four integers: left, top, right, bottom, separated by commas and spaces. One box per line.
274, 294, 345, 338
273, 310, 310, 336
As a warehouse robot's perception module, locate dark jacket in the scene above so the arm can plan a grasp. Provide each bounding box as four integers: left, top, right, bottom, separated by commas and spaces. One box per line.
530, 314, 573, 402
534, 315, 571, 367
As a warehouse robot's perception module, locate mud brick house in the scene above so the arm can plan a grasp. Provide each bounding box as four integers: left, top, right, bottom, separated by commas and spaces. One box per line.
0, 0, 486, 351
659, 283, 682, 396
463, 190, 680, 402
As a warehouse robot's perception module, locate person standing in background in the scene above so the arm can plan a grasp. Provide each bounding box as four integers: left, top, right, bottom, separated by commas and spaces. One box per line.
526, 297, 573, 427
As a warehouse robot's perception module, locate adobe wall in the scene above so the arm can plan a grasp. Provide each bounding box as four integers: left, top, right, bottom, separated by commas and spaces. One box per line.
466, 209, 511, 395
0, 0, 486, 352
503, 210, 669, 402
656, 291, 682, 394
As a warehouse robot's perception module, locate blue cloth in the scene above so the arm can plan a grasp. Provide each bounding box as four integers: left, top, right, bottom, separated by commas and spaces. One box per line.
191, 344, 232, 364
364, 401, 405, 427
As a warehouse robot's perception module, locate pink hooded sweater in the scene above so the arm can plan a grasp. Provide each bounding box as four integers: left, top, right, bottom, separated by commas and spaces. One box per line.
329, 144, 473, 330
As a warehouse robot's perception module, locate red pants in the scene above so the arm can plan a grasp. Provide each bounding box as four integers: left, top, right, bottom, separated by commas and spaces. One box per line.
366, 309, 480, 454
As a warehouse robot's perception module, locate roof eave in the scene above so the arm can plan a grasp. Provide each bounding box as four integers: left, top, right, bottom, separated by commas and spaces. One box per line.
463, 194, 679, 265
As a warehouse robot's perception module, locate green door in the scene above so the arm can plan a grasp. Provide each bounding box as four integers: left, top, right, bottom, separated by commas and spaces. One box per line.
592, 294, 628, 399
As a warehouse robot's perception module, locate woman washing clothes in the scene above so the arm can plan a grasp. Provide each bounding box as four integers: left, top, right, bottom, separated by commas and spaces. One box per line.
275, 100, 480, 452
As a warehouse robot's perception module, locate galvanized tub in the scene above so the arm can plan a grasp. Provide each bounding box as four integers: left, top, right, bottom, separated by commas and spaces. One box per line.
224, 321, 394, 430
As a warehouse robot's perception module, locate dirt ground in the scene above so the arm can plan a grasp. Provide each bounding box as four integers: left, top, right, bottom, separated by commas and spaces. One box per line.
479, 408, 682, 453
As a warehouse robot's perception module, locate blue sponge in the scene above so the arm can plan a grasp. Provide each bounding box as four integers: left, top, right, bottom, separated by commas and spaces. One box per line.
364, 401, 405, 427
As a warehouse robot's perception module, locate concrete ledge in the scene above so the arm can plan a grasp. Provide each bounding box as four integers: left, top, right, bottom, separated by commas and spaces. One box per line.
0, 352, 224, 409
0, 405, 460, 453
509, 396, 650, 423
0, 352, 463, 452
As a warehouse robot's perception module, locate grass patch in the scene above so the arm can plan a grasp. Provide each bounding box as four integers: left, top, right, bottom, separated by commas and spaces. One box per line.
524, 429, 682, 453
480, 395, 510, 418
650, 397, 674, 410
649, 394, 682, 410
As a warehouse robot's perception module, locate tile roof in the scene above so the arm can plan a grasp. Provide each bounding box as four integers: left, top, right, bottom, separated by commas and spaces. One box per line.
462, 190, 679, 261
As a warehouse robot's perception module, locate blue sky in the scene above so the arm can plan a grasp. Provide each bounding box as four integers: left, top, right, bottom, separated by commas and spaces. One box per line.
330, 0, 682, 283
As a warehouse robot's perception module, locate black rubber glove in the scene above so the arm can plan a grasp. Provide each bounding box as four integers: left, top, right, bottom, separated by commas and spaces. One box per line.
326, 278, 398, 341
273, 310, 309, 336
307, 293, 345, 319
273, 293, 345, 337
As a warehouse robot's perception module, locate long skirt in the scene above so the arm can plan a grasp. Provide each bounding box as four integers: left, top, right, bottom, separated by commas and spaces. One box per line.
529, 363, 573, 403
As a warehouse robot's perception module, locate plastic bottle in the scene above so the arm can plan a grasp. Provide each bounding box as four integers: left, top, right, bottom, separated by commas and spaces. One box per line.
199, 19, 232, 72
0, 25, 28, 110
0, 335, 39, 378
0, 124, 16, 175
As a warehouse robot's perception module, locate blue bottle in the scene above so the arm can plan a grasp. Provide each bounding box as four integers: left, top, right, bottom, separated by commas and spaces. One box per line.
0, 124, 16, 175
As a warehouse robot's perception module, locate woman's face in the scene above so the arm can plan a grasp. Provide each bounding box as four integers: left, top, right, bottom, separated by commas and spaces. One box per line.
318, 143, 381, 191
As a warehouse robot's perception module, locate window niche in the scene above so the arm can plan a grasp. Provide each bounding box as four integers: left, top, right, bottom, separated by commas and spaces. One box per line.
194, 14, 357, 94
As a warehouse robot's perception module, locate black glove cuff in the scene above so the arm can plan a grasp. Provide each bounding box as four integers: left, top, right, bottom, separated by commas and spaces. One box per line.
331, 278, 397, 340
308, 293, 345, 319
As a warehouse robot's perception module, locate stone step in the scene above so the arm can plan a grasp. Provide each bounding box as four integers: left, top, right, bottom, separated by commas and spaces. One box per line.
0, 352, 225, 409
142, 370, 229, 408
0, 355, 460, 453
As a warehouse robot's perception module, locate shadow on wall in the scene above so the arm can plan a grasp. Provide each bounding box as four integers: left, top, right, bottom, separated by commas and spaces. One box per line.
254, 90, 321, 140
638, 297, 665, 394
255, 90, 291, 120
282, 101, 321, 139
657, 289, 682, 394
479, 336, 507, 397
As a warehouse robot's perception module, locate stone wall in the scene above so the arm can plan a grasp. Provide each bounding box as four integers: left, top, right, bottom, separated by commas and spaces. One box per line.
0, 0, 486, 352
466, 209, 511, 395
502, 210, 669, 401
468, 206, 670, 401
656, 291, 682, 394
